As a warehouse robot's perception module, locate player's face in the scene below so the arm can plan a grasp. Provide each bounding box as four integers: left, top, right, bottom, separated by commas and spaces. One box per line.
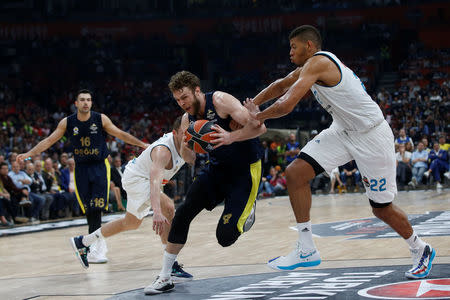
75, 93, 92, 114
289, 37, 311, 67
172, 87, 201, 116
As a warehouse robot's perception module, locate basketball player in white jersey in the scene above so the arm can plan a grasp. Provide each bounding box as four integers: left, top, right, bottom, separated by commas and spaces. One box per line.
246, 25, 435, 279
69, 116, 196, 280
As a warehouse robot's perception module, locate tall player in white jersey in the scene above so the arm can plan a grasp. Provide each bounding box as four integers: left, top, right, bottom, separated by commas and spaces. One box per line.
69, 116, 196, 280
246, 25, 435, 279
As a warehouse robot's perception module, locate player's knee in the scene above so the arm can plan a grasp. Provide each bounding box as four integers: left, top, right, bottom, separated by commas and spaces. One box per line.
123, 213, 142, 230
371, 201, 392, 219
216, 227, 239, 248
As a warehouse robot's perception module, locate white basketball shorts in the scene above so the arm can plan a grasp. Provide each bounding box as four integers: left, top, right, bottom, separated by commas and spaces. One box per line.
121, 169, 152, 220
301, 120, 397, 204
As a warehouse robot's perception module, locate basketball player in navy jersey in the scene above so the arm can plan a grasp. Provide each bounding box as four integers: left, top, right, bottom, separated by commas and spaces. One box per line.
17, 89, 148, 263
144, 71, 266, 295
245, 25, 435, 279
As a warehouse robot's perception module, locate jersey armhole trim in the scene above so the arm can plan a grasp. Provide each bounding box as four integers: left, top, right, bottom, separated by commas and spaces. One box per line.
150, 144, 173, 168
313, 53, 342, 88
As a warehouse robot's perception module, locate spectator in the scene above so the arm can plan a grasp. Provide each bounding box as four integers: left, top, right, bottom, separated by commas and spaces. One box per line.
0, 162, 29, 223
329, 167, 344, 194
110, 155, 127, 203
395, 143, 412, 189
65, 158, 80, 216
423, 143, 449, 189
285, 133, 300, 166
438, 135, 450, 151
260, 166, 287, 197
340, 161, 361, 192
395, 128, 414, 149
24, 162, 45, 223
33, 159, 53, 220
0, 177, 14, 226
408, 142, 428, 188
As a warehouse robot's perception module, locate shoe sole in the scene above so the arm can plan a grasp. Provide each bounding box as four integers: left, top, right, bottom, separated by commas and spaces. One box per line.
88, 259, 108, 264
144, 285, 174, 295
69, 238, 88, 269
171, 275, 193, 283
267, 257, 322, 271
405, 248, 436, 279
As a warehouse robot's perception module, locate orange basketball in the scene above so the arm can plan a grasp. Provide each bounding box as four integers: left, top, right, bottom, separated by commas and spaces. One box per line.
185, 120, 216, 153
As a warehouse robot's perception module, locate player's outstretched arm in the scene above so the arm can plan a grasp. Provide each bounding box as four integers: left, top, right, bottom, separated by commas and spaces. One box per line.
149, 146, 171, 235
256, 56, 325, 123
101, 114, 149, 149
252, 67, 301, 106
17, 118, 67, 162
179, 113, 196, 165
210, 91, 266, 148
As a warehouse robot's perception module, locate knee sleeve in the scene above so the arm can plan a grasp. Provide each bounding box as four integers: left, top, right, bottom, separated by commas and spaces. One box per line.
168, 200, 203, 244
86, 210, 102, 233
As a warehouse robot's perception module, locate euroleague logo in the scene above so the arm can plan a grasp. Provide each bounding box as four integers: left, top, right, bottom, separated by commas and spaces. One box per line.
358, 278, 450, 299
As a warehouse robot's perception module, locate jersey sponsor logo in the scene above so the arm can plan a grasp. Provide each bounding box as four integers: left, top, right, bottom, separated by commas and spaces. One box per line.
206, 109, 215, 120
296, 211, 450, 239
74, 148, 100, 156
73, 126, 79, 136
363, 176, 370, 187
222, 213, 232, 224
358, 278, 450, 299
90, 123, 98, 134
162, 179, 169, 185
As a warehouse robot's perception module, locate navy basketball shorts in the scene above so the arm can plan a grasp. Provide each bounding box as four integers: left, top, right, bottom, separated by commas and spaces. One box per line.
74, 158, 111, 214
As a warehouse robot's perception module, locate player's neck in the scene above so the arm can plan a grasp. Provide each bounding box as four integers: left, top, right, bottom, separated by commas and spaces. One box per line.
77, 111, 91, 122
196, 93, 206, 119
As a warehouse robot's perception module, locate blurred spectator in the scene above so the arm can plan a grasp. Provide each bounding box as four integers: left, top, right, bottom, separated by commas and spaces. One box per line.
408, 142, 428, 188
33, 159, 54, 220
259, 166, 287, 197
340, 161, 361, 192
423, 143, 449, 189
395, 128, 413, 149
24, 162, 46, 223
0, 162, 30, 223
395, 143, 412, 189
110, 155, 127, 203
285, 133, 300, 166
329, 167, 344, 194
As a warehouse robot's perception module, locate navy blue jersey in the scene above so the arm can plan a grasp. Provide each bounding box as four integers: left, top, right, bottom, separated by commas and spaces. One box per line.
188, 92, 262, 166
66, 111, 110, 164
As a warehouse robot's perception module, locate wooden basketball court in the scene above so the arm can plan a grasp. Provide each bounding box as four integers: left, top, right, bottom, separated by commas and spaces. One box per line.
1, 189, 449, 299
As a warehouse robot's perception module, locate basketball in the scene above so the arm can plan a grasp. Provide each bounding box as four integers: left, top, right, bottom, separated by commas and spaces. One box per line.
185, 120, 216, 153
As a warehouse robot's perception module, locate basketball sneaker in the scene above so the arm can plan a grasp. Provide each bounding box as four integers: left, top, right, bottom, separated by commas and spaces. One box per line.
144, 276, 174, 295
70, 236, 90, 269
243, 201, 256, 232
88, 238, 108, 264
267, 241, 321, 270
405, 244, 436, 279
171, 261, 193, 283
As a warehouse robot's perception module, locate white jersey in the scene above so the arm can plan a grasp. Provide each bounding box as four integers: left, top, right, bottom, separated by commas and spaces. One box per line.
310, 51, 384, 131
125, 132, 185, 185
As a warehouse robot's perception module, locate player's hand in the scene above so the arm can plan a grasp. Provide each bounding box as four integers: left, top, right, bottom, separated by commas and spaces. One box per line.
210, 124, 232, 148
244, 99, 265, 126
152, 211, 169, 236
16, 153, 31, 163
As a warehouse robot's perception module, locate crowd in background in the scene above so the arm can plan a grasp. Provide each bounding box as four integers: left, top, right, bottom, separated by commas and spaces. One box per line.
0, 4, 448, 227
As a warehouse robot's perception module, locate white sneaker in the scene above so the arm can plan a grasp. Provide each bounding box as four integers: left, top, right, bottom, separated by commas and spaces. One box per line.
405, 244, 436, 279
88, 239, 108, 264
444, 171, 450, 180
423, 170, 430, 178
267, 241, 321, 270
144, 276, 174, 295
436, 182, 443, 189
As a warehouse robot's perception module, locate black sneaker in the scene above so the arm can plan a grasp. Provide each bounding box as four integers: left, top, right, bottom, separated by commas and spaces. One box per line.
171, 261, 193, 283
70, 236, 90, 269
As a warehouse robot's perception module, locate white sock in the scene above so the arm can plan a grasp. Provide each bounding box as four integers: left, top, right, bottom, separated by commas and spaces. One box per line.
297, 221, 316, 251
159, 251, 177, 279
405, 230, 426, 249
82, 228, 104, 247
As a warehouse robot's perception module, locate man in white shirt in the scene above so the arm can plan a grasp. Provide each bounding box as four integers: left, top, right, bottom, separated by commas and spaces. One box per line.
395, 143, 412, 189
